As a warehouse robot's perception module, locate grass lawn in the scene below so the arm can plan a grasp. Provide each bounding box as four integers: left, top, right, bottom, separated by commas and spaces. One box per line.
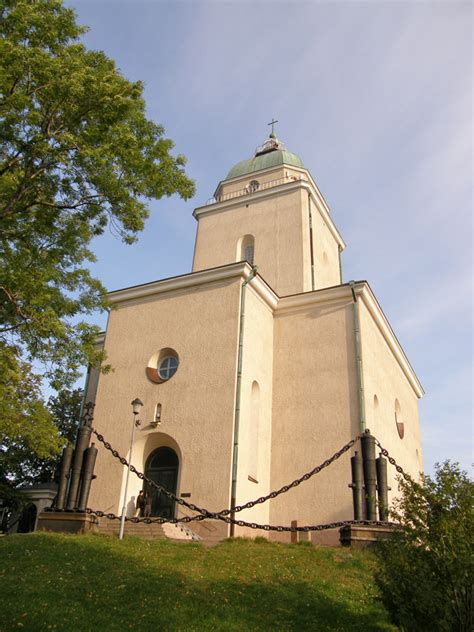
0, 533, 397, 631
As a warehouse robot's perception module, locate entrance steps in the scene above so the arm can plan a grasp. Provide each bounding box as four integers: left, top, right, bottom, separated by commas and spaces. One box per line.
162, 522, 201, 541
97, 519, 201, 542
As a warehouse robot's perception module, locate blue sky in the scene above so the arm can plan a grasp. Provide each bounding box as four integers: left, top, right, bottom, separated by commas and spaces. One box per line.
66, 0, 472, 475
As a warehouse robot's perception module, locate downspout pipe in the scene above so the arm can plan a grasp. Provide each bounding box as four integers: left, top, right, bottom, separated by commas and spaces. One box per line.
230, 265, 258, 536
338, 246, 343, 284
308, 193, 315, 291
349, 281, 366, 434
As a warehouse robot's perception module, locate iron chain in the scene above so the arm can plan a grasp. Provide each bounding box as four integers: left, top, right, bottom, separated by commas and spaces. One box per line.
90, 429, 408, 533
374, 437, 414, 483
84, 506, 392, 533
93, 428, 361, 519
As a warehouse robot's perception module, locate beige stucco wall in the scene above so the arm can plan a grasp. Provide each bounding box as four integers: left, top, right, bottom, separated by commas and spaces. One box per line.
193, 188, 311, 296
269, 295, 359, 542
359, 298, 423, 503
88, 276, 242, 540
232, 283, 274, 536
310, 196, 342, 289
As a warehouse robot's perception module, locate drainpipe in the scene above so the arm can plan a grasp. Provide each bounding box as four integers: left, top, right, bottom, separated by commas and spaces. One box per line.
308, 193, 315, 290
349, 281, 366, 434
230, 265, 258, 536
338, 246, 343, 285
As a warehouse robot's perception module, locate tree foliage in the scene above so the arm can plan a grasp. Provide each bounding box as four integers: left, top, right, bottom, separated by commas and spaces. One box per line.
0, 386, 82, 489
375, 462, 473, 632
0, 0, 195, 464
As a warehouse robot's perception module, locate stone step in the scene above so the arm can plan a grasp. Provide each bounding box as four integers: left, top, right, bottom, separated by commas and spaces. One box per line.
97, 517, 210, 543
97, 520, 166, 539
162, 522, 201, 541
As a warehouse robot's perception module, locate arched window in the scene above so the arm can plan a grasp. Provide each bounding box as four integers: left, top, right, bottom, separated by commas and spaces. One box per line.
248, 381, 260, 482
238, 234, 255, 264
395, 399, 404, 439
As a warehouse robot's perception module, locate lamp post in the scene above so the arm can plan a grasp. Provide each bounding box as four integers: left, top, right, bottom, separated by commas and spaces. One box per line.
119, 398, 143, 540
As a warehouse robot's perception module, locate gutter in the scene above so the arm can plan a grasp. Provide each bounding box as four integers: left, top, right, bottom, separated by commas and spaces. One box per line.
230, 265, 258, 536
350, 281, 366, 434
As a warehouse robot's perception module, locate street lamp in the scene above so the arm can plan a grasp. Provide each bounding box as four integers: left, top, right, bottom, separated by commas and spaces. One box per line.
119, 398, 143, 540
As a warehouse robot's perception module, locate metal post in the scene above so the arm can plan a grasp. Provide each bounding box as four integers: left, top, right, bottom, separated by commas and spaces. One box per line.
349, 450, 364, 520
56, 445, 74, 511
65, 424, 92, 510
77, 444, 98, 512
361, 430, 377, 521
376, 456, 389, 521
119, 399, 143, 540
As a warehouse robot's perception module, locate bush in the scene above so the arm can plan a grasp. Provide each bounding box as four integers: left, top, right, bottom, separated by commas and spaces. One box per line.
375, 462, 473, 631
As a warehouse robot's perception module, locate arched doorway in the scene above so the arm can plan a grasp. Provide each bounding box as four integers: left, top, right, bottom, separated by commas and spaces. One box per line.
144, 447, 179, 519
17, 503, 37, 533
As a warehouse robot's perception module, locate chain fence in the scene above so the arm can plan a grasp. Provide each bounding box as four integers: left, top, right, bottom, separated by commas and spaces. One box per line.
374, 438, 414, 485
84, 506, 393, 533
92, 428, 360, 518
89, 428, 413, 533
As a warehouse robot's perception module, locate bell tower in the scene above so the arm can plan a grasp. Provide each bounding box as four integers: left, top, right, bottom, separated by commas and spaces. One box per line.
192, 126, 346, 296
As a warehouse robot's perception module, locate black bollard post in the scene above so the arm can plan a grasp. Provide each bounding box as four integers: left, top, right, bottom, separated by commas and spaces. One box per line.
65, 424, 92, 511
55, 445, 74, 511
376, 456, 389, 521
77, 444, 98, 512
349, 451, 365, 520
361, 430, 377, 521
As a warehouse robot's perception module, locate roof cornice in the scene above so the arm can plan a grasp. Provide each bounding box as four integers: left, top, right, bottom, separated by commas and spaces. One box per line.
195, 175, 345, 250
106, 266, 422, 398
355, 283, 424, 398
106, 262, 278, 308
276, 281, 423, 398
276, 283, 353, 314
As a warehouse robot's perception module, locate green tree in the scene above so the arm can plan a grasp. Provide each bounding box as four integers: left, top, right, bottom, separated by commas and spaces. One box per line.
0, 0, 195, 467
375, 462, 473, 632
0, 387, 83, 488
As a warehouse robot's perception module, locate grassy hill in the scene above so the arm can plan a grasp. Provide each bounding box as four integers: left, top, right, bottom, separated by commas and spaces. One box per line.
0, 533, 397, 631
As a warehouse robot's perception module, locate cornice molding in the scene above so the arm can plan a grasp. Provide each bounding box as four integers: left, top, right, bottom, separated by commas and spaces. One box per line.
194, 179, 302, 218
355, 283, 424, 398
276, 281, 423, 398
106, 262, 277, 308
94, 332, 106, 349
194, 175, 345, 250
105, 265, 422, 399
276, 283, 352, 314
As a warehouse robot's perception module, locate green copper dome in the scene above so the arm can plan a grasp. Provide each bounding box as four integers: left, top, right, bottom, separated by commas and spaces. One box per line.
224, 134, 305, 180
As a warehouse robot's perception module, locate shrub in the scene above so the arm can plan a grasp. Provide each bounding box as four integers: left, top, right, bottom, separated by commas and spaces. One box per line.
375, 461, 473, 631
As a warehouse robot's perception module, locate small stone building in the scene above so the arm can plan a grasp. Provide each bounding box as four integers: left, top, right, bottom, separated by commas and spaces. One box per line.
86, 131, 423, 543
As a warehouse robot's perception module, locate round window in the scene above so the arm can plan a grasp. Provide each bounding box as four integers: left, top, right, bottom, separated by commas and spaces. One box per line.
146, 348, 179, 384
158, 356, 179, 381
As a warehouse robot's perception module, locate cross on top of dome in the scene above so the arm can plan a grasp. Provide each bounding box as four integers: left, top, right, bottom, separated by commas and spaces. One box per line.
255, 118, 287, 156
268, 117, 278, 138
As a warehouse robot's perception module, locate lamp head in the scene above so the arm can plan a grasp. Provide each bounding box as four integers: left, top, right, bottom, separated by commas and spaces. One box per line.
131, 398, 144, 416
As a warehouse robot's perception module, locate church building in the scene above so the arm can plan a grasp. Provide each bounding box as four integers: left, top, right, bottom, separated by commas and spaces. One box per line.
86, 128, 424, 543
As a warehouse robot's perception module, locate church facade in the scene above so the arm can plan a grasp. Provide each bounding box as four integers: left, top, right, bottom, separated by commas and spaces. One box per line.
86, 131, 424, 543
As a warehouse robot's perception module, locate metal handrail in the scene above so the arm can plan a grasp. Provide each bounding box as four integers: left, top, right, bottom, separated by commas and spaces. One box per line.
205, 174, 307, 206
